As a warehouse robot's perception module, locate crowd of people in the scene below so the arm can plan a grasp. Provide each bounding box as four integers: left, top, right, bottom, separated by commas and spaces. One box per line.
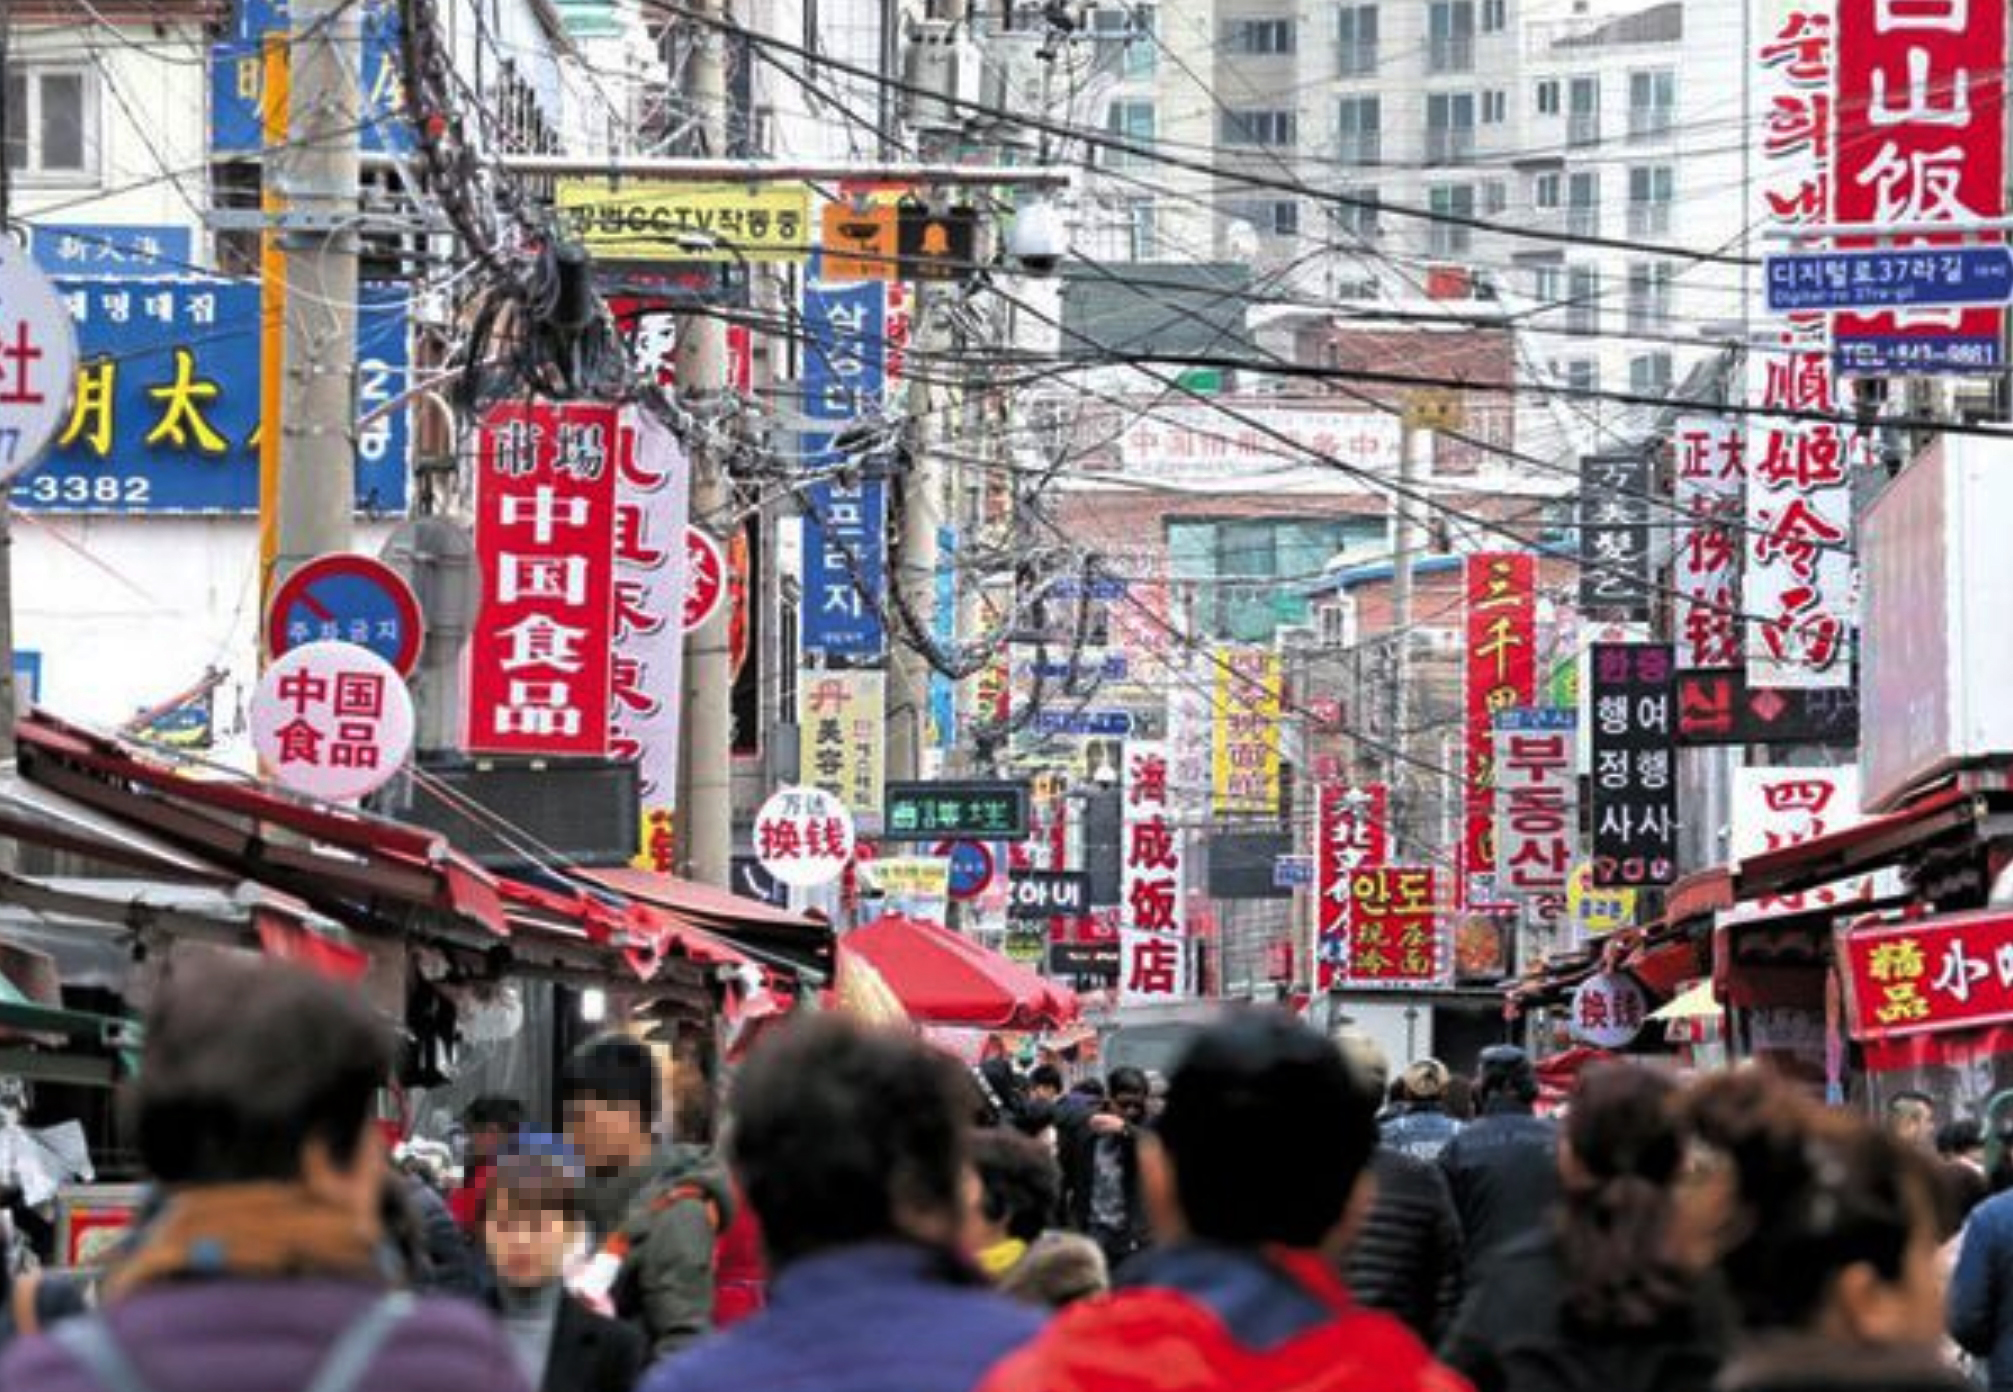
1, 955, 2012, 1392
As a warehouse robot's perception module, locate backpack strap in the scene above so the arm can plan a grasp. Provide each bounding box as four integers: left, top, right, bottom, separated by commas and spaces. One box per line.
300, 1292, 417, 1392
49, 1317, 156, 1392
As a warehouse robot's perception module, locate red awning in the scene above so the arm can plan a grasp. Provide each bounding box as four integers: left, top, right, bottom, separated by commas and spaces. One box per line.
843, 913, 1079, 1032
1733, 787, 1990, 902
497, 876, 749, 982
584, 866, 833, 980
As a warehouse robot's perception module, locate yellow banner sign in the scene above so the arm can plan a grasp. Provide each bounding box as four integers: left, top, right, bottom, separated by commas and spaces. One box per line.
1212, 646, 1282, 816
555, 181, 814, 262
798, 670, 885, 822
1568, 862, 1638, 937
861, 857, 951, 899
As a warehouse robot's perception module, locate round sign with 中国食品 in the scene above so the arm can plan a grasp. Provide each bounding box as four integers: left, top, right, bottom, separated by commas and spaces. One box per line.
251, 641, 415, 803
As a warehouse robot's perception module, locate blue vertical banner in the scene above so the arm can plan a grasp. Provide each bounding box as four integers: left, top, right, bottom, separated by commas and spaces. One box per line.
799, 281, 888, 663
212, 0, 412, 156
929, 524, 958, 750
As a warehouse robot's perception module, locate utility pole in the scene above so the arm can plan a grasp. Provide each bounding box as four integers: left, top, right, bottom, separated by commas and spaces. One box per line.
675, 0, 732, 886
1388, 390, 1460, 858
269, 0, 360, 592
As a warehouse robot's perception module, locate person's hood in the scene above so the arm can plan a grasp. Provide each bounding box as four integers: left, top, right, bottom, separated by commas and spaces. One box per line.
610, 1143, 737, 1241
107, 1184, 385, 1300
1718, 1335, 1973, 1392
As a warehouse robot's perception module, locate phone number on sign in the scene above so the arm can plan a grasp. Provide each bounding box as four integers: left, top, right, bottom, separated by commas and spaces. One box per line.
12, 474, 155, 508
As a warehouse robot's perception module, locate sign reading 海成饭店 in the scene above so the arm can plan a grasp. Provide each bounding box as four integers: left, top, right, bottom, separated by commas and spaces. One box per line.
1843, 912, 2013, 1040
883, 782, 1030, 841
556, 182, 815, 262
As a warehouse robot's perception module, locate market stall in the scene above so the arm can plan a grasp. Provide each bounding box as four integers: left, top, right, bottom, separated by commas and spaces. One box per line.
843, 912, 1081, 1032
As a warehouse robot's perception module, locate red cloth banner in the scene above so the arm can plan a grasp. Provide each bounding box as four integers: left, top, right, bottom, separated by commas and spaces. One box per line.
1341, 867, 1440, 986
1463, 554, 1537, 907
1316, 783, 1389, 990
467, 400, 621, 756
1844, 911, 2013, 1040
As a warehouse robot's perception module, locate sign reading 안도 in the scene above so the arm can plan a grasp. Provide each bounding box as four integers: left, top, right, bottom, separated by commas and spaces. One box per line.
1340, 867, 1440, 986
1589, 643, 1678, 888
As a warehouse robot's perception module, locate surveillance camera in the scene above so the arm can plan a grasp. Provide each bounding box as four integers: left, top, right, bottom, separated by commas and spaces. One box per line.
1007, 199, 1067, 276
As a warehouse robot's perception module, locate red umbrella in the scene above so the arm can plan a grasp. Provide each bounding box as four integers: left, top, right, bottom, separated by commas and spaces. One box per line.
842, 913, 1080, 1031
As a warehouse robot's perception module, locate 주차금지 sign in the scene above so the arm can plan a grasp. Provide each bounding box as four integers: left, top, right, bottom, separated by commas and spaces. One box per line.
556, 182, 814, 262
1844, 911, 2013, 1040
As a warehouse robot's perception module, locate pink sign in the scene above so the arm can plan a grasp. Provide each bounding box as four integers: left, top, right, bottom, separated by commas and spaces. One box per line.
252, 641, 414, 802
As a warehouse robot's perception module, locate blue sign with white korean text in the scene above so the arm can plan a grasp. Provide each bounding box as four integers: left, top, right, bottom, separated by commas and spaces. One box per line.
1766, 248, 2013, 313
800, 280, 888, 662
211, 0, 412, 156
1272, 855, 1314, 889
13, 278, 410, 513
1835, 334, 2007, 376
1049, 577, 1128, 601
1033, 709, 1133, 737
1032, 654, 1128, 682
28, 225, 194, 278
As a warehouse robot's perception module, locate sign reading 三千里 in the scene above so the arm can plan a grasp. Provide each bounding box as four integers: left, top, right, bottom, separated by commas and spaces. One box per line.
797, 671, 886, 830
1578, 453, 1654, 621
1341, 867, 1440, 986
1677, 668, 1860, 745
884, 781, 1030, 841
1672, 417, 1746, 669
250, 641, 414, 802
1493, 709, 1577, 897
799, 280, 889, 663
1316, 783, 1389, 990
555, 182, 815, 262
1123, 741, 1186, 949
1767, 247, 2013, 313
267, 553, 424, 675
1570, 972, 1649, 1049
18, 278, 409, 513
466, 400, 621, 757
753, 786, 856, 888
1589, 643, 1678, 888
1843, 911, 2013, 1040
1008, 869, 1090, 920
611, 413, 692, 869
0, 240, 77, 486
1211, 647, 1283, 816
1828, 0, 2007, 375
1731, 765, 1869, 915
1463, 554, 1537, 908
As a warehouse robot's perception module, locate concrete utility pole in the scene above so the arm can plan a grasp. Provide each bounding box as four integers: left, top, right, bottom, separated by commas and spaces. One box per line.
270, 0, 361, 589
1388, 391, 1460, 857
675, 0, 732, 886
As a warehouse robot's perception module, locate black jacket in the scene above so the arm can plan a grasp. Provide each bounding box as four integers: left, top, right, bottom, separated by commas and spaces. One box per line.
543, 1295, 645, 1392
1439, 1102, 1560, 1263
1058, 1113, 1149, 1259
1440, 1230, 1727, 1392
1346, 1147, 1465, 1346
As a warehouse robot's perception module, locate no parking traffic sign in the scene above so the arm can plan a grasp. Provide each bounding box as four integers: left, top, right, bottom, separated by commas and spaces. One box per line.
268, 553, 425, 676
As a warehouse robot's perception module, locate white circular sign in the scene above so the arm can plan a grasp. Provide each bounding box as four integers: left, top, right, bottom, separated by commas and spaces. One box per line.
753, 786, 856, 888
251, 641, 415, 802
0, 240, 79, 484
683, 526, 726, 633
1569, 971, 1649, 1050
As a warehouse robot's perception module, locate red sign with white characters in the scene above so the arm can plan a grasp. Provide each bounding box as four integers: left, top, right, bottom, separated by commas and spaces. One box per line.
1316, 784, 1388, 990
1120, 928, 1187, 1004
683, 526, 726, 632
1463, 554, 1537, 908
1672, 417, 1746, 670
1844, 911, 2013, 1039
251, 641, 414, 802
1122, 740, 1185, 949
467, 400, 620, 756
1831, 0, 2007, 374
1341, 867, 1440, 986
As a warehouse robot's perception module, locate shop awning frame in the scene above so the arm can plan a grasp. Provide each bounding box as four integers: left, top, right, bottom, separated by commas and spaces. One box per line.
1734, 788, 2013, 903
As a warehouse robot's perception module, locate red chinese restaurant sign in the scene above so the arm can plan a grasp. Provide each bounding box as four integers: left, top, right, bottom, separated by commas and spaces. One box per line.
1463, 554, 1537, 908
1844, 912, 2013, 1040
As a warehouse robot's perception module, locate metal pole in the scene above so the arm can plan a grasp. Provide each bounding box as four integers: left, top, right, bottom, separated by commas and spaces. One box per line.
273, 0, 361, 588
676, 0, 732, 886
1386, 412, 1417, 857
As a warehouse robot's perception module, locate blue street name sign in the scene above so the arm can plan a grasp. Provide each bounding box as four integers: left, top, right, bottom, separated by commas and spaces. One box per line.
1034, 709, 1133, 737
1765, 247, 2013, 313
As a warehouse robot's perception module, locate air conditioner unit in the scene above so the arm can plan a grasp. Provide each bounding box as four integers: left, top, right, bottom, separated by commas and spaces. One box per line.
903, 20, 983, 133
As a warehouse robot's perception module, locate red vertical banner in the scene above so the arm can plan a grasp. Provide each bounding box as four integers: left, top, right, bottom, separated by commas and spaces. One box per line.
1316, 784, 1388, 990
1831, 0, 2007, 374
466, 400, 621, 756
1463, 553, 1537, 908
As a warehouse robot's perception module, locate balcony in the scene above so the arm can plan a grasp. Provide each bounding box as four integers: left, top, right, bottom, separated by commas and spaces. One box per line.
1628, 106, 1673, 141
1567, 204, 1600, 237
1336, 132, 1382, 165
1627, 202, 1670, 237
1427, 35, 1474, 72
1567, 112, 1600, 147
1426, 127, 1474, 165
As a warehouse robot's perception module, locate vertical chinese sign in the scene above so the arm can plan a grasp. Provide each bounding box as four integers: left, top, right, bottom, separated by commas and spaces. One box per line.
799, 281, 888, 665
1672, 417, 1745, 669
1463, 553, 1537, 907
1588, 643, 1678, 888
1831, 0, 2006, 375
1211, 647, 1283, 817
1730, 765, 1868, 913
1315, 784, 1388, 989
614, 412, 690, 871
1341, 868, 1441, 986
797, 670, 887, 829
468, 401, 620, 756
1746, 0, 1857, 688
1577, 454, 1654, 621
1493, 709, 1577, 897
1121, 739, 1187, 1005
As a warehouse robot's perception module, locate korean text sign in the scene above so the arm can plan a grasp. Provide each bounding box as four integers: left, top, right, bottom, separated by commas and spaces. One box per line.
1845, 912, 2013, 1040
557, 183, 814, 263
800, 281, 888, 662
467, 401, 621, 757
1341, 868, 1440, 986
1672, 417, 1746, 669
1830, 0, 2007, 374
212, 0, 411, 156
1578, 454, 1654, 621
16, 279, 409, 513
1494, 709, 1577, 896
1316, 784, 1389, 991
1210, 647, 1283, 816
1589, 642, 1678, 888
1464, 554, 1537, 907
611, 412, 690, 868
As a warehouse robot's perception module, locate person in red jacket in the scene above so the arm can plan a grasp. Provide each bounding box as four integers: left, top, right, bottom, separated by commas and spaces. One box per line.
979, 1011, 1471, 1392
451, 1096, 526, 1235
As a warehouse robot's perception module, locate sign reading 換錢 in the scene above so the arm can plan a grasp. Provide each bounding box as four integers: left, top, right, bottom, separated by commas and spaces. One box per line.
884, 781, 1029, 841
250, 641, 414, 802
466, 401, 621, 757
1843, 911, 2013, 1040
1589, 643, 1678, 888
753, 786, 856, 889
556, 182, 814, 262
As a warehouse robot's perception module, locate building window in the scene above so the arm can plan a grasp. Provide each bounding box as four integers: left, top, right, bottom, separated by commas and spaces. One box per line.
1566, 264, 1600, 335
1482, 0, 1507, 31
1481, 179, 1507, 214
1630, 352, 1673, 395
1331, 187, 1381, 239
1530, 263, 1564, 304
1629, 69, 1675, 141
1482, 89, 1507, 124
1568, 75, 1600, 147
1336, 96, 1381, 165
1105, 100, 1156, 167
4, 69, 95, 181
1428, 183, 1474, 255
1626, 260, 1673, 331
1225, 17, 1296, 54
1226, 199, 1300, 236
1627, 164, 1673, 236
1426, 92, 1476, 164
1129, 200, 1159, 259
1427, 0, 1475, 73
1221, 108, 1298, 146
1533, 172, 1562, 209
1336, 4, 1379, 75
1561, 358, 1599, 395
1567, 169, 1600, 236
1535, 78, 1560, 115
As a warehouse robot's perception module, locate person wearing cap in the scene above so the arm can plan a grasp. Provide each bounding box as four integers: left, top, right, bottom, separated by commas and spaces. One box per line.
978, 1012, 1469, 1392
1383, 1060, 1464, 1162
1437, 1046, 1559, 1266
